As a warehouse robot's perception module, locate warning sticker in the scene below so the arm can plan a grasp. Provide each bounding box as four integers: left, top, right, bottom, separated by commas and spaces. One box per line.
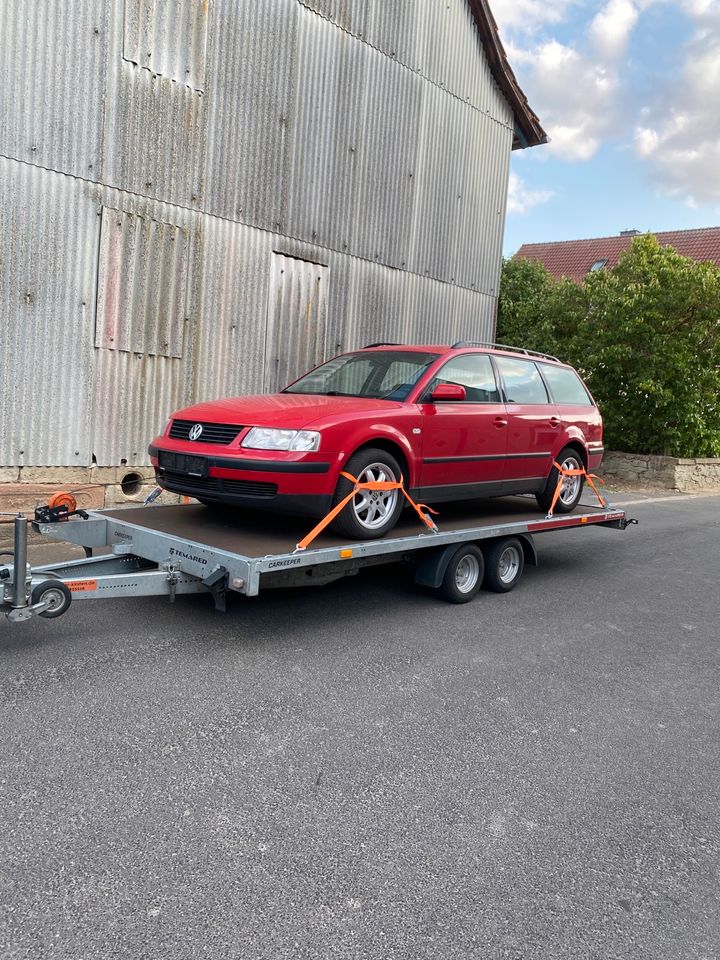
66, 579, 98, 593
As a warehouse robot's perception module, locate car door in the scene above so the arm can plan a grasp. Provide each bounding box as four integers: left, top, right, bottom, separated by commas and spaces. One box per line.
417, 353, 508, 500
493, 355, 560, 492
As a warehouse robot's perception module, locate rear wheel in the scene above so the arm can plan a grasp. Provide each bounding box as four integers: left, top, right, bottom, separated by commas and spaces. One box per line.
483, 537, 525, 593
536, 447, 584, 514
437, 544, 484, 603
330, 448, 404, 540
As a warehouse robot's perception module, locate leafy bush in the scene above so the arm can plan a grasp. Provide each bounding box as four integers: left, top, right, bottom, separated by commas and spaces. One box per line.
497, 236, 720, 457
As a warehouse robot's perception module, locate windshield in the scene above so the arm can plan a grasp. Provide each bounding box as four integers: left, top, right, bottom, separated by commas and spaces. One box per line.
283, 351, 440, 401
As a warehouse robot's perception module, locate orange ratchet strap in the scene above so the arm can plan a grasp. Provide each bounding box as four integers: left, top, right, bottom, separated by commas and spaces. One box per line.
295, 471, 439, 552
546, 460, 607, 518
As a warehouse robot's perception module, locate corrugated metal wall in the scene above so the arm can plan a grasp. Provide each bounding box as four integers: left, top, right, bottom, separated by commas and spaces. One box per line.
0, 0, 513, 467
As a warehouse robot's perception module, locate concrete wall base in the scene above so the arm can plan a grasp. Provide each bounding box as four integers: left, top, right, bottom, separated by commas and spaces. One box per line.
600, 451, 720, 492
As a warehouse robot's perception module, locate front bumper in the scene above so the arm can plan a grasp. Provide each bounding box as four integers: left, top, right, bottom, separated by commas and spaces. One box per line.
149, 442, 336, 516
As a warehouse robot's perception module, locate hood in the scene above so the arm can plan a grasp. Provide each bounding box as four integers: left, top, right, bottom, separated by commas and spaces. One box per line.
172, 393, 401, 429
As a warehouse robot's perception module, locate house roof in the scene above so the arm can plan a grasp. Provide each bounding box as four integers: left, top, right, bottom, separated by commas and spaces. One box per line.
468, 0, 547, 150
515, 227, 720, 283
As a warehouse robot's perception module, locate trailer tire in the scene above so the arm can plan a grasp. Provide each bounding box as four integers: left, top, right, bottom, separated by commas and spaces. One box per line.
437, 544, 484, 603
31, 580, 72, 618
483, 537, 524, 593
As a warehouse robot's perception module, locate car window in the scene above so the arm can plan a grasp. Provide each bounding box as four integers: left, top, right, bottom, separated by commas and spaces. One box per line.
424, 354, 501, 402
539, 364, 593, 405
495, 357, 549, 404
284, 351, 439, 399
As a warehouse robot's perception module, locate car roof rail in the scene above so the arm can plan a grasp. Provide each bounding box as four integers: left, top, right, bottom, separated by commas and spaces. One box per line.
363, 341, 403, 348
451, 340, 560, 363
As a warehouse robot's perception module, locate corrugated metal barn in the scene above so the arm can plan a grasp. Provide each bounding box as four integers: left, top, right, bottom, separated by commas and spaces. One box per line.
0, 0, 543, 499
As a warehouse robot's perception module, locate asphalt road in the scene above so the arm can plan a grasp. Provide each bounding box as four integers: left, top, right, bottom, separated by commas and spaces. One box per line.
1, 494, 718, 959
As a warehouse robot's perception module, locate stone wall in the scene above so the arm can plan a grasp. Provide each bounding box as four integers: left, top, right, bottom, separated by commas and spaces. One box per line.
0, 467, 179, 523
600, 452, 720, 491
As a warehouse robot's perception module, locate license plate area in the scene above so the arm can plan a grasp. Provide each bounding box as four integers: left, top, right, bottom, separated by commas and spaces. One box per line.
159, 452, 208, 477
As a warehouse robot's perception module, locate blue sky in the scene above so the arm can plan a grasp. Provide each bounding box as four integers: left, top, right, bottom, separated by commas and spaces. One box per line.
494, 0, 720, 254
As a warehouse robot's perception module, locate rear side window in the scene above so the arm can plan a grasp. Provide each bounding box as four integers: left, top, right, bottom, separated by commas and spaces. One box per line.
426, 354, 501, 402
495, 357, 548, 404
540, 364, 594, 405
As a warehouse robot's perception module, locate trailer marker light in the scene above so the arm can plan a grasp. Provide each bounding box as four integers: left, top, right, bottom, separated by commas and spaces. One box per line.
340, 549, 353, 559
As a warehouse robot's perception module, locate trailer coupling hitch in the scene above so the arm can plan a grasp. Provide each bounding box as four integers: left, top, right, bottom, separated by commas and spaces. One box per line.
618, 517, 638, 530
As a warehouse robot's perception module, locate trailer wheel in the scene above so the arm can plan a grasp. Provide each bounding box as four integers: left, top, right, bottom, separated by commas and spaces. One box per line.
437, 544, 484, 603
31, 580, 72, 618
483, 538, 525, 593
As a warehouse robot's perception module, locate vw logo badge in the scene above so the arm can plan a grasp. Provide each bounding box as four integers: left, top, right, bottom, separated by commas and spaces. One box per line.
189, 423, 204, 441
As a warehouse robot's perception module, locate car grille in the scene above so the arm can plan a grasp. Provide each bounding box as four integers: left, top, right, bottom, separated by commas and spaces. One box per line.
159, 472, 278, 499
169, 419, 244, 445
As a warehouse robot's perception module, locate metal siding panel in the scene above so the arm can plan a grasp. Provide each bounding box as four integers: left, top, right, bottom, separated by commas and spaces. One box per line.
192, 219, 272, 401
204, 0, 298, 230
103, 3, 207, 210
0, 0, 108, 182
95, 208, 189, 358
265, 254, 329, 391
0, 160, 99, 466
122, 0, 210, 90
351, 46, 423, 268
286, 9, 367, 252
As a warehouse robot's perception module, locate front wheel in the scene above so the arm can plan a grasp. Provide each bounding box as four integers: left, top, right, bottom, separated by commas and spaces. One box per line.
536, 448, 585, 514
330, 448, 404, 540
31, 580, 72, 618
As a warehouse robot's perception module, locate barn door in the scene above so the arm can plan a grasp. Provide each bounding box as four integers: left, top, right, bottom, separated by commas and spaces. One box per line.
264, 253, 329, 392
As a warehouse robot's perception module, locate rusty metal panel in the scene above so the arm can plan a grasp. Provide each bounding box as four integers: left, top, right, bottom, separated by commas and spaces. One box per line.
0, 159, 100, 466
0, 0, 108, 182
122, 0, 211, 90
95, 208, 189, 358
204, 0, 298, 230
265, 254, 330, 392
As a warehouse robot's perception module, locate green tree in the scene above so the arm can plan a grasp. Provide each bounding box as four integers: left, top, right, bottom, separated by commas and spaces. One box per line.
497, 236, 720, 457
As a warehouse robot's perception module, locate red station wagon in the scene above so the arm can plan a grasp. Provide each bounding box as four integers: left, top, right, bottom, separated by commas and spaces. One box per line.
149, 342, 604, 540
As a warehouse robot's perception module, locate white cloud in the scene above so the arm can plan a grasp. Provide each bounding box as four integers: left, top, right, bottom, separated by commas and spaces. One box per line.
516, 39, 622, 161
506, 172, 553, 214
590, 0, 640, 58
632, 11, 720, 204
490, 0, 578, 34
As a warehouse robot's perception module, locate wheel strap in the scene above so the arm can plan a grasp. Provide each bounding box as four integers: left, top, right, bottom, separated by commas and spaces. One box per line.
295, 471, 439, 552
545, 460, 607, 519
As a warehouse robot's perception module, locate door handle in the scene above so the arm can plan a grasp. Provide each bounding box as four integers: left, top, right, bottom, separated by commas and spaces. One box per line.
549, 417, 561, 427
494, 417, 508, 428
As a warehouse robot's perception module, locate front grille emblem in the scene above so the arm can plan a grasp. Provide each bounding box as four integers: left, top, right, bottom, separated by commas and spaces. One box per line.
189, 423, 204, 441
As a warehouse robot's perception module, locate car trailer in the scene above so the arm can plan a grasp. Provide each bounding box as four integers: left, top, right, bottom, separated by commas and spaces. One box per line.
1, 494, 636, 623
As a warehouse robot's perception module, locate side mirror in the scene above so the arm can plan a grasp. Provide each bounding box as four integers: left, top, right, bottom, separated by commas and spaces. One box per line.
431, 383, 466, 402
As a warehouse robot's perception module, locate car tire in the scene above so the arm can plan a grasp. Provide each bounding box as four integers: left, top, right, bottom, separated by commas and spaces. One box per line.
536, 447, 585, 514
437, 544, 484, 603
482, 537, 525, 593
330, 448, 405, 540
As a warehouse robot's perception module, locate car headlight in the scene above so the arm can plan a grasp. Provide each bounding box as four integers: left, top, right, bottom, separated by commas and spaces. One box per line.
241, 427, 321, 452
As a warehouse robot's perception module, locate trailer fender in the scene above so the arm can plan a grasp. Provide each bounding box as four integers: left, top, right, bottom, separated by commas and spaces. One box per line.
414, 534, 536, 589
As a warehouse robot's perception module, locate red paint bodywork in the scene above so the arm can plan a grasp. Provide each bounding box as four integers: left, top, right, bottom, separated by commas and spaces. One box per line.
149, 345, 603, 515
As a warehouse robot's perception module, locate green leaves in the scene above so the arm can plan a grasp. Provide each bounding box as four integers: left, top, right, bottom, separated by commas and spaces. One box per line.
497, 236, 720, 457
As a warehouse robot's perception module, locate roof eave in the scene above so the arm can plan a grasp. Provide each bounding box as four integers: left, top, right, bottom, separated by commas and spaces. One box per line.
467, 0, 548, 150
